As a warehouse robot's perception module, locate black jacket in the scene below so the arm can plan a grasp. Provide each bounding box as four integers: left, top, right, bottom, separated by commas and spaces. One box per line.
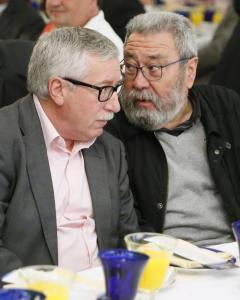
106, 85, 240, 232
99, 0, 145, 41
0, 0, 45, 41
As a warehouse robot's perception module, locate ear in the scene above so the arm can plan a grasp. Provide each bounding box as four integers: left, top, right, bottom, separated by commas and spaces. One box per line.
185, 57, 198, 89
48, 77, 65, 106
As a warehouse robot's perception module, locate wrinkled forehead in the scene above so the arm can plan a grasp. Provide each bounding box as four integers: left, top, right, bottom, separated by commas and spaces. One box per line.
83, 56, 121, 83
124, 32, 179, 62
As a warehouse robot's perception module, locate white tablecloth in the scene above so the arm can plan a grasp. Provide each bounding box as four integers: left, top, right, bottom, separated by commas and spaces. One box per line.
71, 242, 240, 300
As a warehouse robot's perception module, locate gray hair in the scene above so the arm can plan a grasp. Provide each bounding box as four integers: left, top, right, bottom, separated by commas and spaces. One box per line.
27, 27, 119, 98
125, 11, 198, 59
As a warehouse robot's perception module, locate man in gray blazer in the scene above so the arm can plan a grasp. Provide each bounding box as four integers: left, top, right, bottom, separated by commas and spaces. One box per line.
0, 27, 139, 276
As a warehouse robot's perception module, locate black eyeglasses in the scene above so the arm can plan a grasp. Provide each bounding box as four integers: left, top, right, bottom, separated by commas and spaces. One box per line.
120, 57, 193, 81
62, 77, 123, 102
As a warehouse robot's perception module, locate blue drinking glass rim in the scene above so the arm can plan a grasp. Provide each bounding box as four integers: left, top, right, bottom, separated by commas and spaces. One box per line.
99, 248, 149, 261
0, 288, 46, 299
231, 219, 240, 227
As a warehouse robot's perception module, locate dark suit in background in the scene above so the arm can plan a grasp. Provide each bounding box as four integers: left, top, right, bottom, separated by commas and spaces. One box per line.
210, 21, 240, 95
0, 39, 34, 108
99, 0, 145, 41
196, 3, 238, 84
210, 0, 240, 95
0, 0, 45, 40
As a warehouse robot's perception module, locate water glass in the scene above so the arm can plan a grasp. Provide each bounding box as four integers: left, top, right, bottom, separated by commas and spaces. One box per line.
99, 249, 149, 300
0, 289, 45, 300
232, 220, 240, 258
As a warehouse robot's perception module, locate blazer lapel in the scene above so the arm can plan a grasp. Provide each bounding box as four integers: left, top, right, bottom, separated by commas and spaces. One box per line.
19, 96, 58, 264
83, 140, 111, 250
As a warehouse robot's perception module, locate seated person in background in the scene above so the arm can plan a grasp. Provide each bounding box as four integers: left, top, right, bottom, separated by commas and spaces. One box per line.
0, 39, 34, 107
44, 0, 123, 60
0, 0, 45, 40
99, 0, 145, 41
210, 0, 240, 96
196, 1, 239, 84
106, 11, 240, 247
234, 0, 240, 14
0, 27, 138, 277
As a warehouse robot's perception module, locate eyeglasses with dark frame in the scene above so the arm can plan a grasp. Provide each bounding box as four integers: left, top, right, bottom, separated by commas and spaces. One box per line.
62, 77, 123, 102
120, 57, 193, 81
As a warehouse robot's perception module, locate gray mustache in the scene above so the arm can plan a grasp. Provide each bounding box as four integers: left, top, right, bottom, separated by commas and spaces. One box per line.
128, 89, 160, 104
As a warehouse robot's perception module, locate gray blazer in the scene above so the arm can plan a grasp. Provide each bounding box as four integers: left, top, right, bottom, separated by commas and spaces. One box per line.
0, 95, 139, 276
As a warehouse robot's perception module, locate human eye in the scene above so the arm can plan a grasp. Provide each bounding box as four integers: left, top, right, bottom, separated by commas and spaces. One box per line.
124, 63, 137, 73
147, 64, 162, 73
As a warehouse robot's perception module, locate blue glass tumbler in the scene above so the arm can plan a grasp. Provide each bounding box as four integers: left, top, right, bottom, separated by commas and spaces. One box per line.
232, 219, 240, 257
0, 289, 45, 300
99, 249, 149, 300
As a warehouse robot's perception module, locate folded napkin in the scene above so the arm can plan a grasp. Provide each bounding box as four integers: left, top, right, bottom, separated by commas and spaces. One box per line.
173, 239, 233, 268
144, 236, 235, 269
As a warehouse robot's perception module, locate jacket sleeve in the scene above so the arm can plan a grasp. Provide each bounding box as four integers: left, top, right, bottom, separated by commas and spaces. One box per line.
0, 145, 23, 277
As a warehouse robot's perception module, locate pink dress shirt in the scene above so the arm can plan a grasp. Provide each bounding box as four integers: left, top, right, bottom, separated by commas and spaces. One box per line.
34, 96, 99, 271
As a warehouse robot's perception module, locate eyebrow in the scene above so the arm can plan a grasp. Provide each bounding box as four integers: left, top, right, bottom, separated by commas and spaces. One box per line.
124, 53, 136, 60
124, 52, 168, 62
147, 54, 167, 60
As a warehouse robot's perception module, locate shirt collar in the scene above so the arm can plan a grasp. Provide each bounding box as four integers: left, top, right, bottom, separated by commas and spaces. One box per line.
156, 93, 201, 136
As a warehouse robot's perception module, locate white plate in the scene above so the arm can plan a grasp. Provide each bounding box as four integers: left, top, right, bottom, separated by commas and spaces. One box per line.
75, 265, 176, 290
2, 266, 176, 300
71, 266, 176, 299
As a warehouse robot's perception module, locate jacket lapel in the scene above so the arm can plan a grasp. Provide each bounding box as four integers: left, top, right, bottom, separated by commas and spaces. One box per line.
83, 139, 111, 250
19, 96, 58, 264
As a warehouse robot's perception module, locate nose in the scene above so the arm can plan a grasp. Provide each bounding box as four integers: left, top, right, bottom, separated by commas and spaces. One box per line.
104, 92, 120, 113
132, 70, 150, 90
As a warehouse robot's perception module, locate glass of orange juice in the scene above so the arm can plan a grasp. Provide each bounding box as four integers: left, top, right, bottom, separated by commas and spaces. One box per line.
19, 265, 76, 300
124, 233, 177, 299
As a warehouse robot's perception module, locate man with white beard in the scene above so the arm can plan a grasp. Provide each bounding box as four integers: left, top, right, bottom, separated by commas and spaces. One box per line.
107, 11, 240, 247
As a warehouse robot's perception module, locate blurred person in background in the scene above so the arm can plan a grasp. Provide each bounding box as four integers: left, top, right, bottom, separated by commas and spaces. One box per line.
99, 0, 145, 41
0, 0, 45, 40
196, 1, 238, 83
210, 0, 240, 95
43, 0, 123, 60
0, 39, 34, 107
107, 11, 240, 247
233, 0, 240, 13
0, 27, 138, 276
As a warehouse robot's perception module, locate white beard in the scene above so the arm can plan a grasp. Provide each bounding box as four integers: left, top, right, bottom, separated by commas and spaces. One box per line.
120, 77, 187, 131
